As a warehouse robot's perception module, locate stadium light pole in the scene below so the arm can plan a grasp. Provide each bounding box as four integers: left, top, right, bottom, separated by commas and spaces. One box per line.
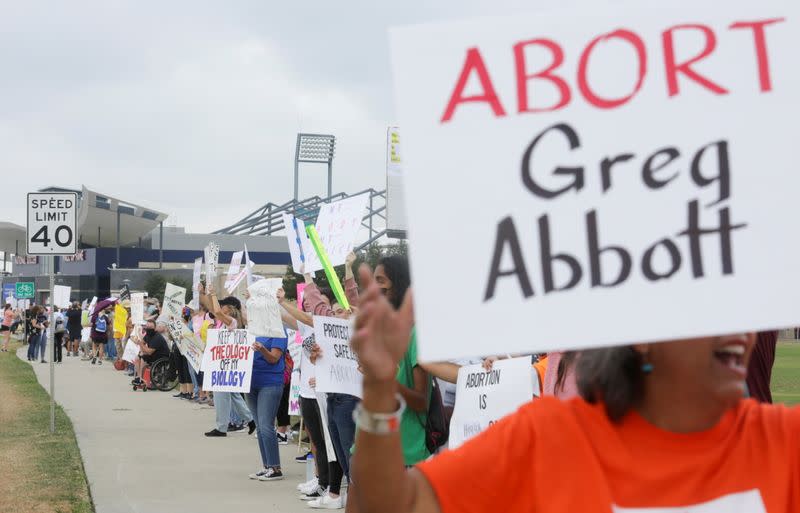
293, 133, 336, 202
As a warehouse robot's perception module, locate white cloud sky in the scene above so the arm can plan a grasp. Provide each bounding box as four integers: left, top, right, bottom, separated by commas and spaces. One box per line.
0, 0, 571, 234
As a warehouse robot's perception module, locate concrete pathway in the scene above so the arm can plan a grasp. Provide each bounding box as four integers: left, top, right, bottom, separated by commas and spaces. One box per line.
19, 346, 316, 513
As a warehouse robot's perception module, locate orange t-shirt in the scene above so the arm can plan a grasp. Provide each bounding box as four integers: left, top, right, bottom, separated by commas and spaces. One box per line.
417, 397, 799, 513
532, 356, 547, 396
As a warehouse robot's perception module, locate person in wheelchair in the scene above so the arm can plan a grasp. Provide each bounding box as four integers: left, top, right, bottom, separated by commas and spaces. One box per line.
132, 318, 170, 387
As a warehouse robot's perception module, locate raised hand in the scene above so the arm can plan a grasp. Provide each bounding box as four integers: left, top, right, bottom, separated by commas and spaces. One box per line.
350, 264, 414, 386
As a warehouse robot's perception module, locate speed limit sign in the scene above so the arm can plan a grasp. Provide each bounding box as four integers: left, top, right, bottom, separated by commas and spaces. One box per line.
27, 192, 79, 255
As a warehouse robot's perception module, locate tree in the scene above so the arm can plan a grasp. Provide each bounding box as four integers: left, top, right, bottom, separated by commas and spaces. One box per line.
143, 274, 192, 303
282, 240, 410, 297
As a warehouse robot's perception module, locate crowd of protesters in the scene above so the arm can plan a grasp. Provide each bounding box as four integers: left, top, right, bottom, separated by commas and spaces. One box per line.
3, 245, 791, 512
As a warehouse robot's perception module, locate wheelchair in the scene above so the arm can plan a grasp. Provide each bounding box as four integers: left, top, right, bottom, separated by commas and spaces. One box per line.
139, 346, 181, 392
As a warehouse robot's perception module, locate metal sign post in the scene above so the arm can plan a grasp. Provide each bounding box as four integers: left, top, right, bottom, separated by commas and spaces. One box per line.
26, 192, 78, 434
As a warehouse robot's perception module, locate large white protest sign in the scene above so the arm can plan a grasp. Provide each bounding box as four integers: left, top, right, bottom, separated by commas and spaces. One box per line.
282, 213, 322, 273
131, 293, 145, 325
448, 357, 534, 449
168, 318, 205, 373
390, 5, 800, 361
201, 329, 255, 393
190, 257, 202, 310
313, 315, 361, 398
53, 285, 71, 308
163, 283, 186, 320
314, 195, 368, 268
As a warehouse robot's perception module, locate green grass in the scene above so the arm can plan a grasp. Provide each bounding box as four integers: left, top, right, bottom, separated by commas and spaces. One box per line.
772, 341, 800, 406
0, 337, 93, 513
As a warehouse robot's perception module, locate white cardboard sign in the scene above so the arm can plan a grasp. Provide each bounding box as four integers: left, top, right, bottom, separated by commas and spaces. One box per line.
448, 357, 534, 449
53, 285, 71, 309
390, 5, 800, 361
282, 213, 322, 273
313, 316, 362, 398
201, 329, 255, 393
130, 293, 145, 325
314, 195, 368, 268
204, 242, 219, 286
122, 339, 139, 364
163, 283, 186, 320
168, 318, 205, 373
190, 257, 202, 310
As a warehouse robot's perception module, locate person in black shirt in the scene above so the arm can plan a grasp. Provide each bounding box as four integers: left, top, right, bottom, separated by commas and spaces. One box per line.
65, 302, 83, 357
132, 318, 170, 386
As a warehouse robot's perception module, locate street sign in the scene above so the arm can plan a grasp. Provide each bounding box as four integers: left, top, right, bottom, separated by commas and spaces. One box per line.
15, 282, 35, 299
27, 192, 78, 256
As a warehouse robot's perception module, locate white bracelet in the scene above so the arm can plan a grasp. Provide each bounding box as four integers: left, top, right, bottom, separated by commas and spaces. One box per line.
353, 394, 406, 435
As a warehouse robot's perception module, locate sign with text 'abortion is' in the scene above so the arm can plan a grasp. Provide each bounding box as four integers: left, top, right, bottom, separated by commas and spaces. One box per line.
390, 4, 800, 361
313, 316, 361, 398
448, 357, 534, 449
201, 329, 255, 393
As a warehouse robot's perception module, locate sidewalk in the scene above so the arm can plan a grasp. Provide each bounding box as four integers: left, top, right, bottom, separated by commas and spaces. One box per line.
19, 346, 314, 513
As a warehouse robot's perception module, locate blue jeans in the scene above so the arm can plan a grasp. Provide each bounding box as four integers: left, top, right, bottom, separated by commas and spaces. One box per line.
247, 385, 283, 468
214, 392, 253, 432
27, 333, 42, 360
106, 338, 117, 358
326, 393, 359, 479
187, 364, 200, 397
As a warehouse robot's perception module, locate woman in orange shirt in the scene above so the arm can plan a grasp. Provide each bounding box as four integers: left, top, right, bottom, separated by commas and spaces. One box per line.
348, 267, 799, 513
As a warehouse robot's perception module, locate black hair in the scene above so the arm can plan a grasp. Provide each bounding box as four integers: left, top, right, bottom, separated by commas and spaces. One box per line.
318, 287, 335, 306
576, 346, 645, 422
555, 351, 577, 394
218, 296, 241, 311
377, 255, 411, 309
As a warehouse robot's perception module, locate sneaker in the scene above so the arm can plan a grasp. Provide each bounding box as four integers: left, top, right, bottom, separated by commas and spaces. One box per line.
173, 392, 184, 398
40, 360, 47, 364
228, 423, 245, 433
297, 477, 318, 492
277, 432, 289, 445
295, 451, 312, 463
249, 468, 269, 480
309, 493, 344, 509
204, 429, 227, 437
248, 420, 256, 435
98, 360, 102, 365
257, 467, 284, 481
300, 486, 325, 501
91, 357, 96, 365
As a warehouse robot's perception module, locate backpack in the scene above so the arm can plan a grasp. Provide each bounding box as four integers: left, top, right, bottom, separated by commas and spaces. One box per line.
403, 352, 450, 454
95, 316, 107, 333
55, 316, 66, 334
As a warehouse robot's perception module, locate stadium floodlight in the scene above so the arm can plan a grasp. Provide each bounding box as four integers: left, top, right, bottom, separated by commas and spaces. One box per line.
294, 133, 336, 201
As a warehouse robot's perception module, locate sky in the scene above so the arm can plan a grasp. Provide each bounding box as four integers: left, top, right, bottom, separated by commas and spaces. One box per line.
0, 0, 575, 235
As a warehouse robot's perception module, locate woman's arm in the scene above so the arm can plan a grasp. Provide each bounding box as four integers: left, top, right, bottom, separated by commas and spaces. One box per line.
419, 361, 461, 384
279, 297, 314, 326
349, 266, 440, 513
280, 305, 299, 330
398, 366, 429, 413
207, 284, 235, 327
253, 341, 283, 364
345, 252, 360, 308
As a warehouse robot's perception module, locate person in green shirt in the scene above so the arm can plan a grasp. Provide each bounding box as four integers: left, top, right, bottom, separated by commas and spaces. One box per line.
374, 257, 431, 466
